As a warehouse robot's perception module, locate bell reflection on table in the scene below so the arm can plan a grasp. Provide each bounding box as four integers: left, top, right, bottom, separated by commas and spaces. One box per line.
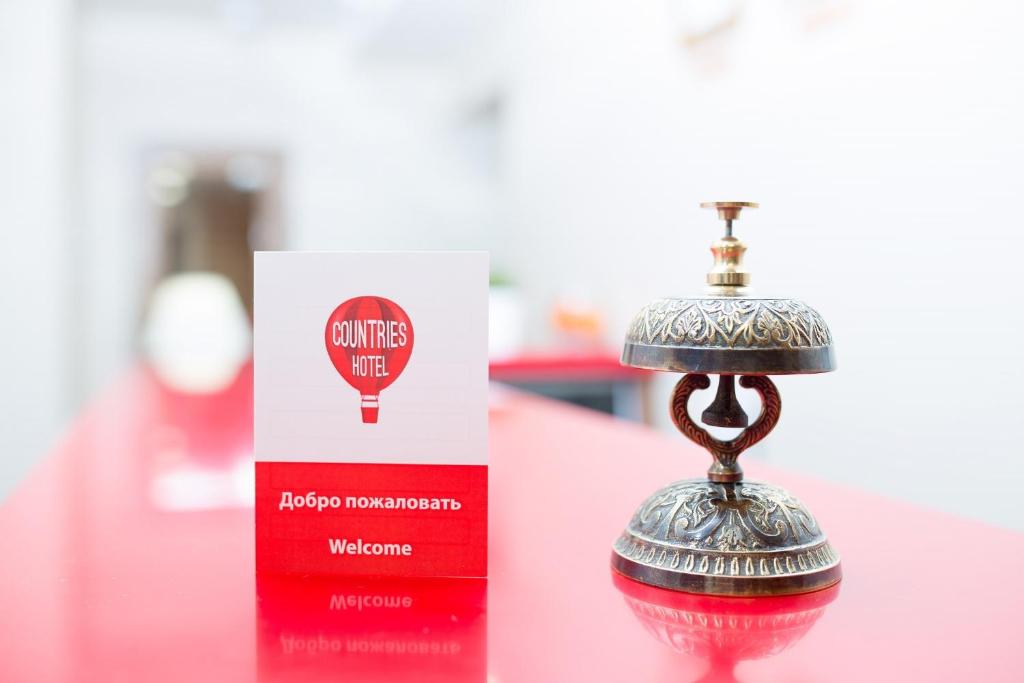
612, 572, 838, 682
257, 575, 486, 682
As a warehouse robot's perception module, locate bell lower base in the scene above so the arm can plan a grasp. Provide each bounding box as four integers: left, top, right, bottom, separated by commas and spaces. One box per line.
611, 545, 841, 597
611, 478, 842, 597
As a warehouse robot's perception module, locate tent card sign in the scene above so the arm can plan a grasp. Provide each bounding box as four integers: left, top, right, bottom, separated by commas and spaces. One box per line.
255, 252, 488, 577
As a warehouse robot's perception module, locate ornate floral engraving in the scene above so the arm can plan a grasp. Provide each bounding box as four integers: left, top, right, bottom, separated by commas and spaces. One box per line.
629, 480, 821, 553
626, 298, 832, 350
613, 532, 838, 580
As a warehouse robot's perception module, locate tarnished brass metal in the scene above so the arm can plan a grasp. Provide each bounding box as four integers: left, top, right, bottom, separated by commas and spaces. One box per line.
700, 200, 758, 222
703, 202, 756, 290
700, 374, 749, 429
620, 297, 835, 375
621, 202, 834, 376
612, 202, 841, 596
674, 374, 779, 483
707, 235, 750, 288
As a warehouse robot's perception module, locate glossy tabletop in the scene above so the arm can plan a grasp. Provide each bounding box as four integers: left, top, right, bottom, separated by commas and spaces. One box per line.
1, 365, 1022, 682
488, 350, 647, 382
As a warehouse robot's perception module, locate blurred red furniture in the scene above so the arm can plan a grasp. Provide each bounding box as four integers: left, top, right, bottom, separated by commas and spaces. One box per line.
0, 364, 1021, 682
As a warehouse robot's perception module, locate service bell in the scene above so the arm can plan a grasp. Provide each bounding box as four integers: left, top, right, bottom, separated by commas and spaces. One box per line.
611, 202, 841, 596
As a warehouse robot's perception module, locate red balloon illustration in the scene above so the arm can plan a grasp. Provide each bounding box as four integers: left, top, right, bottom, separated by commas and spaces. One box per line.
324, 296, 414, 423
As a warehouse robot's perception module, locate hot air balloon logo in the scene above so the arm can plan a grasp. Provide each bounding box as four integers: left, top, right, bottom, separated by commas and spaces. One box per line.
324, 296, 414, 424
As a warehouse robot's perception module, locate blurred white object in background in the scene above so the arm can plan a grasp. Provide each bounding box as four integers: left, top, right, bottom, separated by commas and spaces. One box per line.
488, 284, 526, 360
141, 273, 252, 393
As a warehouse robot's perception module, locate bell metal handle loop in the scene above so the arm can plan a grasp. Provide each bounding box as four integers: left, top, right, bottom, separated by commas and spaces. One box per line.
669, 374, 781, 483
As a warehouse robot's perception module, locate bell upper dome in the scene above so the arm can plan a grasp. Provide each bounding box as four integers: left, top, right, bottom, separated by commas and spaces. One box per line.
621, 296, 835, 375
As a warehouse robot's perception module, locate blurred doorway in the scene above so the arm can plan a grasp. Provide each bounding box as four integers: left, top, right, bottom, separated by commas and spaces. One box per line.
139, 150, 283, 393
146, 149, 283, 321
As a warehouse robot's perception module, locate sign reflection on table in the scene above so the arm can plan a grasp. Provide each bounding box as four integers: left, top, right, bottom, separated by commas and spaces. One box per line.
612, 571, 839, 683
257, 575, 486, 682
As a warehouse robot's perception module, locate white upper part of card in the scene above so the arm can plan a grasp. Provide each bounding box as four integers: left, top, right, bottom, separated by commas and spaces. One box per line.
254, 251, 489, 466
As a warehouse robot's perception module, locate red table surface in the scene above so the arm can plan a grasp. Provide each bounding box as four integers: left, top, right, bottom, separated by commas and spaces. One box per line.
489, 350, 648, 382
1, 364, 1021, 682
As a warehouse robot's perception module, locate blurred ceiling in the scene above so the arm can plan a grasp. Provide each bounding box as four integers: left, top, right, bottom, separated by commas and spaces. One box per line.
79, 0, 498, 64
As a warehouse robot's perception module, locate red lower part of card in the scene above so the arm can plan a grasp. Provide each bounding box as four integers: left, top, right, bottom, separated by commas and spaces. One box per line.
256, 462, 487, 577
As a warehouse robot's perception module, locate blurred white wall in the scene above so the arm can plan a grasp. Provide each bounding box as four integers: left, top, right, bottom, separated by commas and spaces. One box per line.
77, 5, 503, 394
503, 0, 1024, 528
0, 0, 74, 499
3, 0, 1022, 531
